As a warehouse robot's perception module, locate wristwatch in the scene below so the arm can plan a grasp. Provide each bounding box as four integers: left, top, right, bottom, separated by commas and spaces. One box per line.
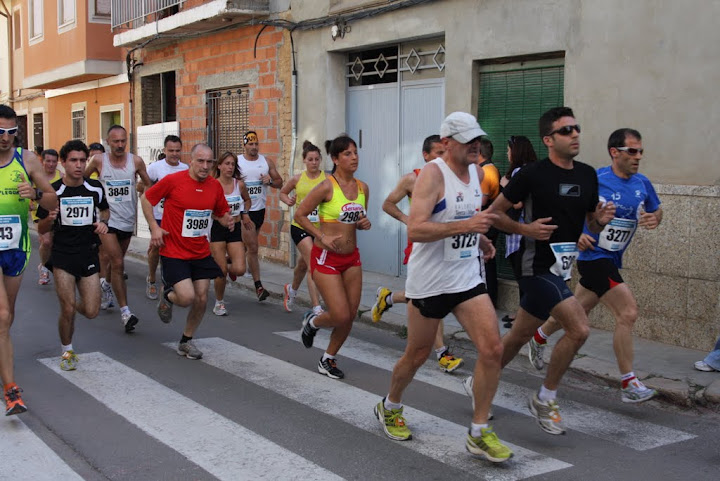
35, 188, 43, 201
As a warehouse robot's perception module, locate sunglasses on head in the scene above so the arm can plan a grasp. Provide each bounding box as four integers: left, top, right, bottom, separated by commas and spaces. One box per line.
547, 124, 581, 136
615, 146, 644, 155
507, 136, 516, 146
0, 127, 18, 136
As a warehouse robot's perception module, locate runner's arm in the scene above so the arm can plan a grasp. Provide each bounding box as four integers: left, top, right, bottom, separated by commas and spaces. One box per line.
134, 155, 153, 189
294, 180, 331, 239
382, 174, 413, 225
357, 181, 371, 230
488, 194, 557, 240
24, 151, 58, 212
85, 154, 100, 178
265, 159, 284, 189
279, 174, 300, 206
408, 163, 496, 242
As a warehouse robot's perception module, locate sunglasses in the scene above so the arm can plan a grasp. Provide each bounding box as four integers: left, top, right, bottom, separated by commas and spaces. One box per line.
0, 127, 18, 136
615, 146, 644, 155
507, 136, 516, 147
547, 124, 581, 136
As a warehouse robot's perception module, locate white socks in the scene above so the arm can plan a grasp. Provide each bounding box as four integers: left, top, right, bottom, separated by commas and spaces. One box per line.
538, 385, 557, 402
470, 422, 489, 437
62, 343, 73, 353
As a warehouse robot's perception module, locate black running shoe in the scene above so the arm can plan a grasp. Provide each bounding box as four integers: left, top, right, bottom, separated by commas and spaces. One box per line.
318, 357, 344, 379
301, 311, 319, 348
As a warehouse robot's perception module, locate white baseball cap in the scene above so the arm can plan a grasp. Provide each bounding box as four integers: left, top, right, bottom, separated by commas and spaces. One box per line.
440, 112, 487, 144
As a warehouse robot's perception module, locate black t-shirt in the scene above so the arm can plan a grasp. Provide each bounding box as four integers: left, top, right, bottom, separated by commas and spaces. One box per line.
37, 178, 109, 254
503, 158, 598, 277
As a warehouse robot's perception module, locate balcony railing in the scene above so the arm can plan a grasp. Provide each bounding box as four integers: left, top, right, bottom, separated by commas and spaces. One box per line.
111, 0, 184, 30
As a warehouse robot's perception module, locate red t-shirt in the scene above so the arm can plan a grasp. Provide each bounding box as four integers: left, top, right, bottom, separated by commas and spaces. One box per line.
145, 170, 229, 260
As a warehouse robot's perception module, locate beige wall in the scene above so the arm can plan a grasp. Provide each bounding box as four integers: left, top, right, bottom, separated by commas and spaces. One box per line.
290, 0, 720, 350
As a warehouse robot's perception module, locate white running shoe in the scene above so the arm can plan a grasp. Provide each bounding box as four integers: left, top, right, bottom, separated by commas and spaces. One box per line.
528, 393, 566, 435
213, 300, 227, 316
621, 379, 657, 403
528, 337, 546, 370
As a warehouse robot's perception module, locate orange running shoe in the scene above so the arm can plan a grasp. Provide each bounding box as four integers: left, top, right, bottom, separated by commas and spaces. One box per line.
5, 385, 27, 416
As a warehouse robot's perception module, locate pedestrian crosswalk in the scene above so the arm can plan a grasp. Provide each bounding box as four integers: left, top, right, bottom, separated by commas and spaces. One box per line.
2, 331, 697, 480
275, 330, 697, 451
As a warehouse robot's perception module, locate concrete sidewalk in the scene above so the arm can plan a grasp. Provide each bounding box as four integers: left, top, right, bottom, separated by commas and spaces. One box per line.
127, 236, 720, 408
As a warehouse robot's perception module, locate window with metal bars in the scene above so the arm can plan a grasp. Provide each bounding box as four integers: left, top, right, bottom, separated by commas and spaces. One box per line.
206, 88, 250, 157
71, 109, 86, 142
477, 62, 565, 279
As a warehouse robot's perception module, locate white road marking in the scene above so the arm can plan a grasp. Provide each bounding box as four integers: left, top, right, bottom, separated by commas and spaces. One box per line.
275, 330, 696, 451
0, 417, 83, 480
172, 337, 572, 481
39, 352, 343, 481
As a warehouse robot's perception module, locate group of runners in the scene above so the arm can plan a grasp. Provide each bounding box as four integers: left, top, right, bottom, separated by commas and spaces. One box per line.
0, 102, 665, 465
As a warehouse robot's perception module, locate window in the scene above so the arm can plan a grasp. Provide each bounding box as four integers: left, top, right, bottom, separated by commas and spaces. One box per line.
207, 88, 250, 157
477, 58, 565, 279
90, 0, 111, 23
72, 107, 86, 143
12, 10, 21, 49
33, 113, 44, 152
16, 115, 29, 150
347, 46, 399, 87
28, 0, 43, 42
58, 0, 76, 31
141, 72, 176, 125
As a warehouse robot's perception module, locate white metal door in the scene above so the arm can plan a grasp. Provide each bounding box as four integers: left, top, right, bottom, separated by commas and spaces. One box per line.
346, 84, 400, 276
398, 79, 445, 275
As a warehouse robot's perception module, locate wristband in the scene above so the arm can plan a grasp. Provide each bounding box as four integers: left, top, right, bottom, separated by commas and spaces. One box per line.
100, 219, 109, 225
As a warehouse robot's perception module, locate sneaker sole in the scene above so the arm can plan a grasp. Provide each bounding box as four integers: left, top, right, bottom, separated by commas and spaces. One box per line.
440, 359, 464, 373
621, 390, 657, 404
124, 315, 139, 333
466, 441, 512, 463
373, 405, 412, 441
5, 404, 28, 416
528, 341, 545, 370
317, 364, 344, 380
176, 350, 202, 360
528, 399, 566, 435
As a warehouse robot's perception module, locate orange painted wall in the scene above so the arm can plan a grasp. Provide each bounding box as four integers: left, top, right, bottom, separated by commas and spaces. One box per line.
22, 0, 122, 78
47, 83, 130, 150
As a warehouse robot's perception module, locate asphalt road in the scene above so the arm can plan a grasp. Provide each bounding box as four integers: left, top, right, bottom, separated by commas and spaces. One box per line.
2, 248, 719, 481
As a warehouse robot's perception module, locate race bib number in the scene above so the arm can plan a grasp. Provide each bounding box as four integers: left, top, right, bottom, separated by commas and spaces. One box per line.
549, 242, 578, 281
338, 203, 365, 224
226, 194, 242, 217
181, 209, 211, 237
598, 218, 637, 252
444, 232, 479, 261
157, 198, 165, 216
308, 207, 319, 224
0, 215, 21, 251
61, 197, 94, 226
246, 180, 264, 200
106, 179, 132, 203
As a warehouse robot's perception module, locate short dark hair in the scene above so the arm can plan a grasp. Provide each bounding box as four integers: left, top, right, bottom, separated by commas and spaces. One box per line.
106, 124, 126, 136
41, 149, 59, 159
607, 128, 642, 157
479, 138, 494, 162
422, 135, 441, 154
539, 107, 575, 137
0, 104, 17, 121
164, 134, 182, 147
60, 140, 89, 160
327, 136, 357, 174
88, 142, 105, 153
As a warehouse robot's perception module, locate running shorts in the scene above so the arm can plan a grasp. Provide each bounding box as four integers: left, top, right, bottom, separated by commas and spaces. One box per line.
310, 245, 361, 275
517, 273, 573, 321
408, 283, 487, 319
577, 258, 624, 298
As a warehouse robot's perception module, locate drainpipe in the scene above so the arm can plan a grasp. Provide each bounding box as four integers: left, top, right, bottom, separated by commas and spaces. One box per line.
288, 30, 298, 268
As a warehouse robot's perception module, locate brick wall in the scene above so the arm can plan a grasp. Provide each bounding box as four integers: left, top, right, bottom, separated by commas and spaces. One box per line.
137, 24, 292, 263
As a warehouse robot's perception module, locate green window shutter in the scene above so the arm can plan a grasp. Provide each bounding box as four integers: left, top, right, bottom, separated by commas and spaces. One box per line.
477, 64, 564, 280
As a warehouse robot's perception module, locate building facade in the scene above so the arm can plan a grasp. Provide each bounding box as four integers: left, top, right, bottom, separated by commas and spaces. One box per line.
112, 0, 292, 253
286, 0, 719, 351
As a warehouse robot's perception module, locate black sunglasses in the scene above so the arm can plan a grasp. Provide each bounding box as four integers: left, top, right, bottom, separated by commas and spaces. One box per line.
615, 147, 644, 155
507, 136, 516, 147
0, 127, 18, 136
547, 124, 581, 136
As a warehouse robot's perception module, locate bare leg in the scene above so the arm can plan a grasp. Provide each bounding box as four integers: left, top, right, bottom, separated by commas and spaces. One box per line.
242, 221, 261, 283
183, 279, 211, 338
595, 283, 637, 374
543, 297, 590, 390
296, 237, 320, 307
54, 269, 79, 345
0, 274, 23, 386
210, 241, 228, 301
147, 244, 160, 284
312, 266, 362, 356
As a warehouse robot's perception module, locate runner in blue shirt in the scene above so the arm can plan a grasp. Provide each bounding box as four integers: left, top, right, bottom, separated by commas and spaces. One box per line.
528, 128, 663, 404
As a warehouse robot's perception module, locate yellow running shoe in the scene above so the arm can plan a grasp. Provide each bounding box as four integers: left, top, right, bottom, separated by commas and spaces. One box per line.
371, 287, 392, 322
60, 350, 79, 371
438, 351, 464, 373
374, 399, 412, 441
466, 427, 513, 463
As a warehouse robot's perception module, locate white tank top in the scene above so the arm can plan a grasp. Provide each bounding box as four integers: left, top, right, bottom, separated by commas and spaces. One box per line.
101, 153, 137, 232
146, 159, 189, 220
237, 154, 269, 211
405, 159, 485, 299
